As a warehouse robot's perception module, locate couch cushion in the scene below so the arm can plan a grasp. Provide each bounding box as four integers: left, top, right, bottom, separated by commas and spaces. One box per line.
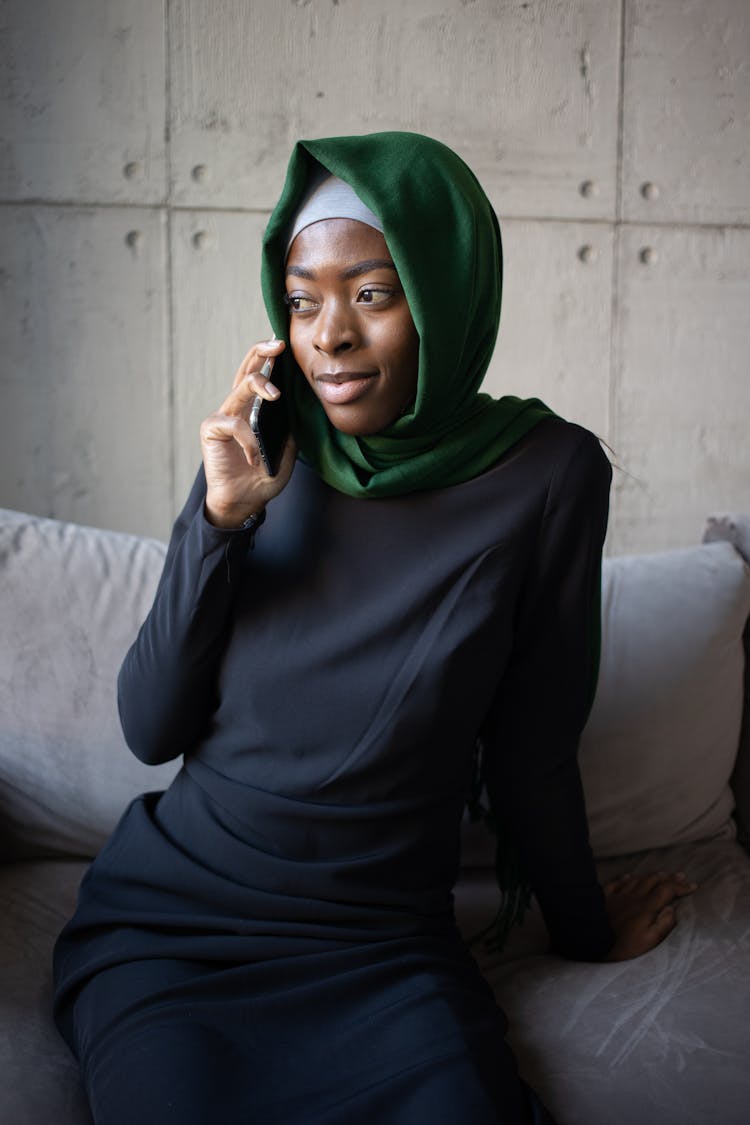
0, 509, 178, 860
461, 537, 750, 870
0, 859, 92, 1124
579, 540, 750, 857
703, 514, 750, 848
457, 838, 750, 1125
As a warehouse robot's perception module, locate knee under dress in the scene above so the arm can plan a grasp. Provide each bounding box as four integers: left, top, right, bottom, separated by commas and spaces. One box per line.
53, 417, 614, 1124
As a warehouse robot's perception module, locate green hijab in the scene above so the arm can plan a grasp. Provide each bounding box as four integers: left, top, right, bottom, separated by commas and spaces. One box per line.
260, 131, 555, 498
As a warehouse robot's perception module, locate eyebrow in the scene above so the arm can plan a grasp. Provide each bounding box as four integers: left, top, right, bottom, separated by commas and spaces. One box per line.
286, 258, 398, 282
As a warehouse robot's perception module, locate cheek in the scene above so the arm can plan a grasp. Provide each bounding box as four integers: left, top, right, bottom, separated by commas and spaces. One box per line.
379, 311, 418, 362
288, 321, 309, 368
395, 319, 420, 379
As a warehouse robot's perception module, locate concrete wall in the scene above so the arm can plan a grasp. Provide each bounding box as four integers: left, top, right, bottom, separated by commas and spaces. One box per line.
1, 0, 748, 553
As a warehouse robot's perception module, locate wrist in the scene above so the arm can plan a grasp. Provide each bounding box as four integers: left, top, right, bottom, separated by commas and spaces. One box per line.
204, 501, 265, 530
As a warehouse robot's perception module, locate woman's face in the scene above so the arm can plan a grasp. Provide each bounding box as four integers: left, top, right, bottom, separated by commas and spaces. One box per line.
285, 219, 419, 436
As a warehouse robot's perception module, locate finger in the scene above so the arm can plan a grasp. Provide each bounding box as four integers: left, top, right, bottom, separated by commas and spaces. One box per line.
231, 356, 278, 397
650, 904, 677, 943
232, 338, 286, 389
646, 876, 698, 920
646, 881, 685, 916
668, 874, 699, 898
238, 337, 285, 374
650, 872, 699, 897
200, 413, 260, 467
604, 873, 632, 896
631, 872, 673, 897
611, 873, 640, 897
220, 370, 281, 417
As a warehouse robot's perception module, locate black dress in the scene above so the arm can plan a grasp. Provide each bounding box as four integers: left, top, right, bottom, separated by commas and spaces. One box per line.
53, 417, 614, 1124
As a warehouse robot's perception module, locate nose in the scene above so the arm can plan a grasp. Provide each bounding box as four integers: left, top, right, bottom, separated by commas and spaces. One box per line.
312, 299, 360, 356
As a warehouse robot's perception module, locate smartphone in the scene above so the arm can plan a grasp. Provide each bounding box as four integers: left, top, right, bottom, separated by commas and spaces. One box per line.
249, 353, 289, 477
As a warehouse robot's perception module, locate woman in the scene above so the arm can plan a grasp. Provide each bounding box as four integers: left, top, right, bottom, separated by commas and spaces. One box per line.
54, 132, 694, 1124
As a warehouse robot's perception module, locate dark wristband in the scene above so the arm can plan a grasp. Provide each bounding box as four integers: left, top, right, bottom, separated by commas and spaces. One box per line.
240, 510, 266, 533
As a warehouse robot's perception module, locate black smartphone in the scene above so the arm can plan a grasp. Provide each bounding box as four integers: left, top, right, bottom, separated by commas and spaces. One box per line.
249, 355, 289, 477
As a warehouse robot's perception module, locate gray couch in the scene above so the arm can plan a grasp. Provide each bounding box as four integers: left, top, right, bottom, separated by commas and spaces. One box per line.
2, 505, 749, 1125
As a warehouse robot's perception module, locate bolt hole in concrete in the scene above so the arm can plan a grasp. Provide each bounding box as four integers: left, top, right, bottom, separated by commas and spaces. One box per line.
639, 246, 658, 265
641, 181, 660, 200
193, 231, 214, 250
192, 164, 210, 183
579, 179, 599, 198
125, 230, 142, 250
578, 245, 597, 264
123, 161, 143, 180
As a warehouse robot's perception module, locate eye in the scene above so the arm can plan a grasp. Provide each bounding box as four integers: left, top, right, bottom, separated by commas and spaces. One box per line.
357, 287, 392, 305
283, 293, 318, 313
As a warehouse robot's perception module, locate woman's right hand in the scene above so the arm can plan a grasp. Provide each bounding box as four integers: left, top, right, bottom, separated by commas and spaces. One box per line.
200, 338, 297, 528
601, 871, 698, 961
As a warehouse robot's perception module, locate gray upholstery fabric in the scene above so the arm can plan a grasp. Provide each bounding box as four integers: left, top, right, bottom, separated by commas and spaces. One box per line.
733, 630, 750, 848
0, 860, 92, 1124
462, 539, 750, 868
456, 838, 750, 1125
0, 509, 178, 860
580, 541, 750, 857
703, 514, 750, 849
455, 527, 750, 1125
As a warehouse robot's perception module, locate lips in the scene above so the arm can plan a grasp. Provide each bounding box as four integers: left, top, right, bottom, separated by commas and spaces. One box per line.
314, 370, 378, 405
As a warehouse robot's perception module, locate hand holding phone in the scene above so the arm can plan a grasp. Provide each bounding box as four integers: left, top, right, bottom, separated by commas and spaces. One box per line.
200, 337, 295, 528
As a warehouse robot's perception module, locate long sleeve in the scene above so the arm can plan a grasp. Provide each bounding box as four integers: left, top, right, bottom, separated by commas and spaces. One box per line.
481, 428, 615, 961
117, 467, 261, 765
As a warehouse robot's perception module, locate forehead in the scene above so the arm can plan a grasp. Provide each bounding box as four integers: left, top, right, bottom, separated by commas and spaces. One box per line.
286, 218, 392, 273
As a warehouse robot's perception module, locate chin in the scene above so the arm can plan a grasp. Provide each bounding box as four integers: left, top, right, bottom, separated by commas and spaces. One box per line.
320, 401, 398, 437
328, 418, 383, 437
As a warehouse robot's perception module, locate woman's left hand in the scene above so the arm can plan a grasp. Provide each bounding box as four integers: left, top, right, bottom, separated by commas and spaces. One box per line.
601, 871, 698, 961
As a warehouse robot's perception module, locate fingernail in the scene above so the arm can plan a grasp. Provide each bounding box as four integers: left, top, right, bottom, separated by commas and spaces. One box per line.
265, 382, 279, 398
